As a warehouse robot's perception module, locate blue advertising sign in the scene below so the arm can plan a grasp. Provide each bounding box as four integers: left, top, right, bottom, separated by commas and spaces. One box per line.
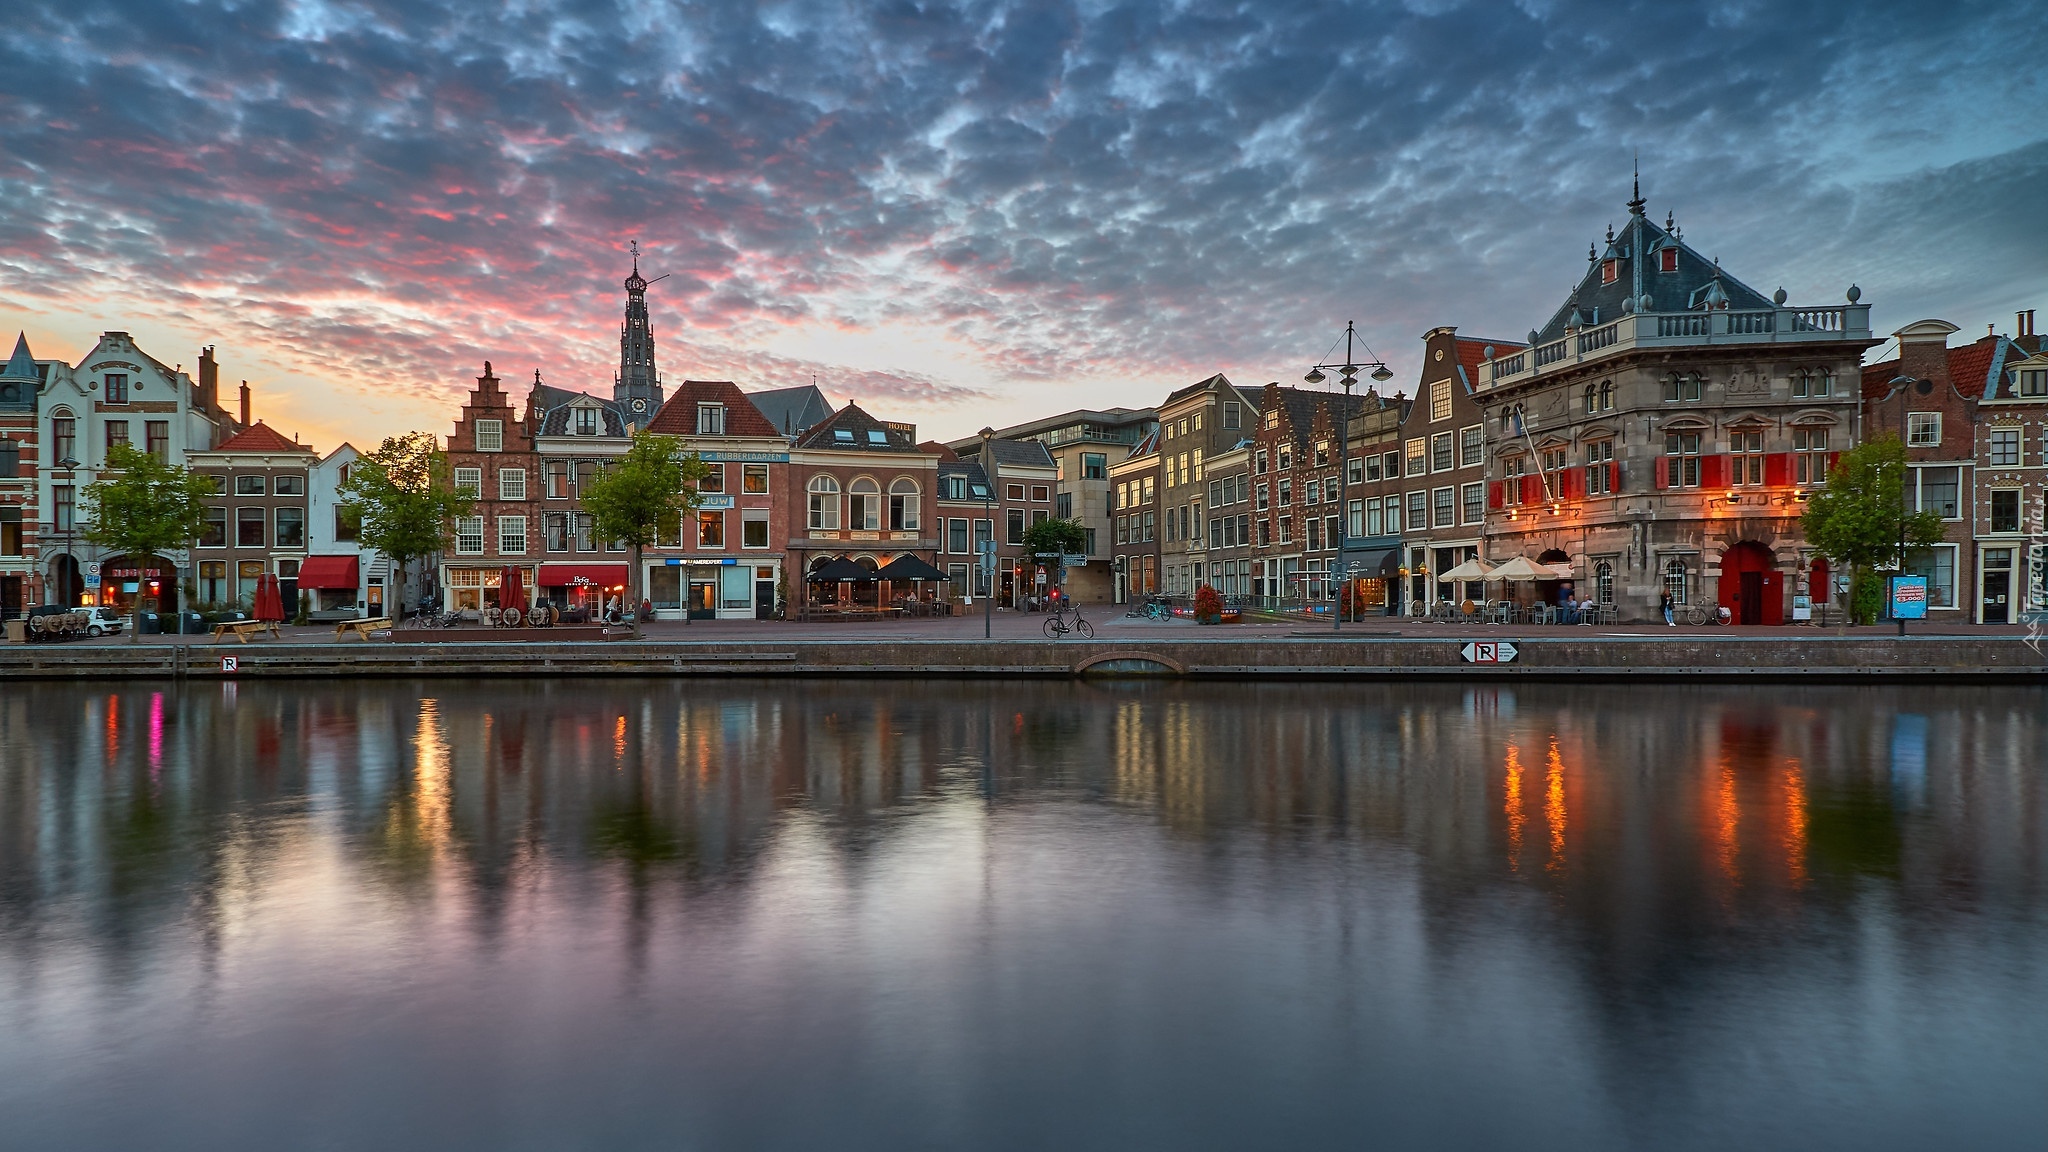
1888, 575, 1929, 620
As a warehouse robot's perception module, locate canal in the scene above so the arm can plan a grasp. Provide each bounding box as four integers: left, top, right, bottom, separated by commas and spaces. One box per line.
0, 681, 2043, 1150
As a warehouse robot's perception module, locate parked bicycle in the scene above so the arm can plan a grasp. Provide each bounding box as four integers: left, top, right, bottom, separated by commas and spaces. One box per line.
1680, 603, 1729, 626
1124, 597, 1173, 622
1043, 605, 1094, 639
402, 604, 459, 629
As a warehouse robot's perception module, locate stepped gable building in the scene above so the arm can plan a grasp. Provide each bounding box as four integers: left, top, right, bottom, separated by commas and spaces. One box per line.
0, 335, 41, 616
1339, 387, 1412, 614
1474, 178, 1875, 623
1248, 381, 1374, 605
186, 422, 317, 612
1861, 315, 2042, 623
1110, 424, 1161, 603
638, 379, 791, 620
788, 401, 939, 616
439, 362, 540, 612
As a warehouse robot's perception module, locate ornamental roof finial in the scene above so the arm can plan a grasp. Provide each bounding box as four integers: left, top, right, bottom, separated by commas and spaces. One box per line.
1627, 154, 1646, 216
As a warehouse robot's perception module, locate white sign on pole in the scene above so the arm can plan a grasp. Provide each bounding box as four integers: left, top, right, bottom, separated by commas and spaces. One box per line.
220, 655, 238, 673
83, 562, 101, 577
1459, 640, 1518, 664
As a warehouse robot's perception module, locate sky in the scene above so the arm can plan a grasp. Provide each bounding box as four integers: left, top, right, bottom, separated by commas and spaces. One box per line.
1, 0, 2043, 452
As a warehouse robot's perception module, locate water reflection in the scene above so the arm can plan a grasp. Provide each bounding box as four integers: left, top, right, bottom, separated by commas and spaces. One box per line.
0, 680, 2043, 1150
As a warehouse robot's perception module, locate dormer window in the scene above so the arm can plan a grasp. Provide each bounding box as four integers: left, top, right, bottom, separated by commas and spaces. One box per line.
697, 404, 725, 435
945, 475, 966, 500
1660, 248, 1679, 273
833, 429, 854, 442
574, 408, 598, 436
2019, 369, 2047, 397
867, 430, 888, 445
1600, 259, 1618, 284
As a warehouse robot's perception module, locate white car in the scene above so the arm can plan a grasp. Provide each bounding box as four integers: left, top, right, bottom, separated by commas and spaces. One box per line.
85, 607, 126, 637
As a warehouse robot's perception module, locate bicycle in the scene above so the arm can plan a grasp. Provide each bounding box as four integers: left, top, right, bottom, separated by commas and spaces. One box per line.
1124, 598, 1173, 621
1043, 605, 1094, 639
1680, 604, 1727, 626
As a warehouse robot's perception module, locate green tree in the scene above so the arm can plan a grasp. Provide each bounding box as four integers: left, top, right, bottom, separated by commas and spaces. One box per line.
338, 432, 473, 616
81, 443, 216, 642
1801, 435, 1944, 624
1021, 516, 1088, 558
577, 430, 710, 636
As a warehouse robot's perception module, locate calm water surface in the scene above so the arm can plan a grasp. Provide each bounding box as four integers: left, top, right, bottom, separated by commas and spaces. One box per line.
1, 680, 2044, 1150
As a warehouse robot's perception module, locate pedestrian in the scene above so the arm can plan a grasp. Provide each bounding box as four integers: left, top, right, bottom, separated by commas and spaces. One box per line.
1660, 590, 1674, 626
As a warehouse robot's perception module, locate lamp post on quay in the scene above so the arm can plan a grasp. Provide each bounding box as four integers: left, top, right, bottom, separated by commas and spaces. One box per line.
1304, 321, 1393, 632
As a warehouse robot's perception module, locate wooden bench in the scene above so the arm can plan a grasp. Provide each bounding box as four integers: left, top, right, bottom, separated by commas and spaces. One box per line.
334, 617, 393, 641
211, 619, 280, 643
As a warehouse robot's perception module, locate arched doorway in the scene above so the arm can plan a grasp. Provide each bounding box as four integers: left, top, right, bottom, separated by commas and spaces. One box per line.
1536, 547, 1572, 607
1718, 541, 1781, 625
49, 554, 82, 608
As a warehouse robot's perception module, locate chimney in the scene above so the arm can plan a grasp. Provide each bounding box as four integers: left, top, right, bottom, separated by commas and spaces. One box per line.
2020, 310, 2037, 338
239, 381, 251, 428
198, 346, 218, 410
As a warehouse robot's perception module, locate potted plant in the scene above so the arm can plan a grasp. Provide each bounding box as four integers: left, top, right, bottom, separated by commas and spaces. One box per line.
1193, 583, 1224, 625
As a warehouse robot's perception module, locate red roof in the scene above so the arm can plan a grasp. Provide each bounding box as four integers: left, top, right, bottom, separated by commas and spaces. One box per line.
212, 422, 313, 453
1862, 334, 2004, 400
1455, 336, 1524, 394
646, 380, 780, 437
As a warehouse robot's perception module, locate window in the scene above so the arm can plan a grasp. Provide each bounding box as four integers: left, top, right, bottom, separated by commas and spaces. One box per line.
698, 463, 725, 493
1903, 545, 1957, 607
889, 478, 921, 530
1278, 479, 1292, 506
1730, 431, 1764, 485
1223, 402, 1242, 430
1461, 482, 1484, 524
1989, 427, 2021, 467
1432, 486, 1455, 528
475, 419, 503, 452
1664, 559, 1689, 605
146, 421, 169, 460
1056, 492, 1072, 518
1990, 489, 2021, 533
1456, 426, 1483, 470
1430, 380, 1452, 422
1254, 449, 1268, 475
105, 421, 129, 456
1347, 457, 1364, 485
807, 475, 841, 530
198, 562, 227, 604
1083, 452, 1106, 480
1542, 447, 1567, 475
1029, 485, 1049, 502
741, 511, 769, 549
1595, 562, 1614, 604
1431, 433, 1454, 472
51, 417, 74, 464
1383, 450, 1400, 478
1660, 247, 1679, 273
697, 404, 725, 435
1665, 432, 1701, 487
698, 509, 725, 548
1792, 369, 1833, 398
1906, 412, 1941, 447
1383, 495, 1401, 534
545, 512, 571, 552
849, 478, 881, 530
273, 474, 305, 496
544, 461, 569, 499
1600, 258, 1618, 284
1306, 516, 1322, 551
453, 467, 481, 498
104, 374, 128, 403
1001, 483, 1022, 501
275, 507, 305, 549
1324, 476, 1340, 504
2020, 369, 2048, 397
200, 507, 226, 547
1263, 411, 1278, 430
1914, 466, 1960, 518
1583, 384, 1597, 414
1793, 429, 1829, 485
497, 516, 526, 554
1256, 484, 1269, 512
235, 474, 266, 496
1276, 447, 1290, 472
237, 507, 266, 547
1304, 477, 1318, 506
575, 408, 598, 436
1405, 490, 1427, 530
743, 463, 769, 493
334, 505, 360, 542
574, 461, 597, 494
1662, 373, 1703, 402
1007, 508, 1025, 545
867, 430, 888, 445
1142, 477, 1154, 504
1278, 516, 1292, 545
498, 468, 527, 500
948, 518, 969, 553
1405, 438, 1427, 476
455, 516, 484, 554
574, 513, 595, 552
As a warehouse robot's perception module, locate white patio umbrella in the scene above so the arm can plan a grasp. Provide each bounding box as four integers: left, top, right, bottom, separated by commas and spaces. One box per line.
1487, 556, 1551, 581
1437, 557, 1495, 582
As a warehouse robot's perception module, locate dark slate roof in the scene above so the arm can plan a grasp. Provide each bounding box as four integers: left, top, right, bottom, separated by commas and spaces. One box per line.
0, 333, 38, 383
1268, 384, 1374, 446
747, 384, 836, 437
645, 380, 780, 437
1532, 202, 1774, 345
795, 401, 920, 452
1160, 372, 1240, 410
937, 458, 993, 499
984, 438, 1055, 469
1123, 428, 1159, 460
530, 381, 630, 436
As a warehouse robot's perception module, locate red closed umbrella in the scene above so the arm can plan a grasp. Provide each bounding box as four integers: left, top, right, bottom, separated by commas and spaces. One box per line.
499, 566, 527, 614
253, 573, 286, 623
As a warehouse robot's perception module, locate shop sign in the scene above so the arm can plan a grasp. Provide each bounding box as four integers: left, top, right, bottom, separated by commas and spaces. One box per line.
699, 495, 736, 510
1460, 641, 1518, 664
695, 451, 789, 463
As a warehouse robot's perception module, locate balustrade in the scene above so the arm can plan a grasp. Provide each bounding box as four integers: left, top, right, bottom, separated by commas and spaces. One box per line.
1727, 311, 1774, 334
1657, 314, 1711, 337
1534, 339, 1570, 367
1789, 307, 1845, 332
1577, 323, 1619, 354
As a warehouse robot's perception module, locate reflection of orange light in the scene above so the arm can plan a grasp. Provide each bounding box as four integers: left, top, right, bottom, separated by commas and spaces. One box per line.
1782, 757, 1808, 888
1715, 758, 1739, 885
614, 714, 627, 761
1544, 736, 1567, 873
1503, 744, 1525, 869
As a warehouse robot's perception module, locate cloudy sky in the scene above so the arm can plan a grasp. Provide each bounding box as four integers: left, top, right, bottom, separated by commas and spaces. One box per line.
1, 0, 2042, 449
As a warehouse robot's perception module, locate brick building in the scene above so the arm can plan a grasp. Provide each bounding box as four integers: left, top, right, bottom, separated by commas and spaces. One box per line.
788, 402, 939, 616
187, 422, 317, 612
1155, 374, 1259, 598
1247, 381, 1371, 607
1110, 426, 1160, 603
439, 362, 540, 612
0, 335, 41, 617
640, 380, 792, 620
1395, 329, 1522, 613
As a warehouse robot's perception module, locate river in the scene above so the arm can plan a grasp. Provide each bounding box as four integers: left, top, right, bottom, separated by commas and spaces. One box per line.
0, 680, 2043, 1150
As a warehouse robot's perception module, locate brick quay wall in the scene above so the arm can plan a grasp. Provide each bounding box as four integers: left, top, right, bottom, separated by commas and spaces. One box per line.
1, 636, 2041, 681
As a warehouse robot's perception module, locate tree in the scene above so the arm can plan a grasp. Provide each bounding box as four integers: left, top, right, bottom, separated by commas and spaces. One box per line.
1801, 435, 1944, 624
81, 443, 216, 643
1021, 517, 1090, 600
339, 432, 473, 615
577, 430, 709, 636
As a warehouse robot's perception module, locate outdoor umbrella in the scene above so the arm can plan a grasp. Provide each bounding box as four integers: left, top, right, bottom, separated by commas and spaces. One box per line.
807, 557, 872, 583
253, 573, 286, 623
874, 554, 948, 582
1437, 557, 1495, 583
1487, 556, 1551, 581
499, 566, 527, 614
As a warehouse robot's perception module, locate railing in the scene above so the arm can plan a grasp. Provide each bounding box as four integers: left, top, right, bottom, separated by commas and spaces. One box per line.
1534, 339, 1570, 367
1657, 314, 1711, 337
1483, 304, 1869, 390
1727, 311, 1774, 334
1577, 323, 1619, 354
1789, 307, 1845, 332
1490, 352, 1525, 380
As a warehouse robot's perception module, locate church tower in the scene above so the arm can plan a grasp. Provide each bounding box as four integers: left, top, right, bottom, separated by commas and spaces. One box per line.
614, 241, 663, 412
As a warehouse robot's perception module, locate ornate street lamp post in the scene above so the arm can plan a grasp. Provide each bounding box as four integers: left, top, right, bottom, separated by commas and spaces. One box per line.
1304, 321, 1393, 632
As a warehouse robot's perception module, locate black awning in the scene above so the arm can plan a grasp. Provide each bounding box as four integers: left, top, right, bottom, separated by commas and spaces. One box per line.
874, 554, 949, 582
807, 557, 873, 583
1341, 547, 1399, 577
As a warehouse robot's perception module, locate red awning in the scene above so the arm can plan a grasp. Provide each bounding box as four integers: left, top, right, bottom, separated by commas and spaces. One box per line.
537, 563, 630, 588
295, 555, 360, 589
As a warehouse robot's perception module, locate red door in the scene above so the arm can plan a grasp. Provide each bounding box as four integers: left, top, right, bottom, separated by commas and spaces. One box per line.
1717, 542, 1776, 625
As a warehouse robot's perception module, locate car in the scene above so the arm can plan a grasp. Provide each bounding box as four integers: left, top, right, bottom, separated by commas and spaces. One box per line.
84, 607, 126, 637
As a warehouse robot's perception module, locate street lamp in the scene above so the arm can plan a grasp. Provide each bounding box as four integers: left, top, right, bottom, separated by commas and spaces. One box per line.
1304, 321, 1393, 632
1886, 375, 1936, 635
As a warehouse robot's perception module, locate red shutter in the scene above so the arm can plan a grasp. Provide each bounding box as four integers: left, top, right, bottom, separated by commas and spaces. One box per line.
1520, 475, 1541, 505
1560, 468, 1580, 501
1764, 452, 1791, 487
1654, 456, 1669, 489
1824, 451, 1841, 482
1487, 481, 1504, 510
1608, 461, 1621, 493
1700, 454, 1725, 489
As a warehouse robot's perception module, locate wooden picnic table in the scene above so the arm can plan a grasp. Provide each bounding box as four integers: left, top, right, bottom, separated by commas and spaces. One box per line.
334, 616, 393, 641
211, 619, 281, 643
